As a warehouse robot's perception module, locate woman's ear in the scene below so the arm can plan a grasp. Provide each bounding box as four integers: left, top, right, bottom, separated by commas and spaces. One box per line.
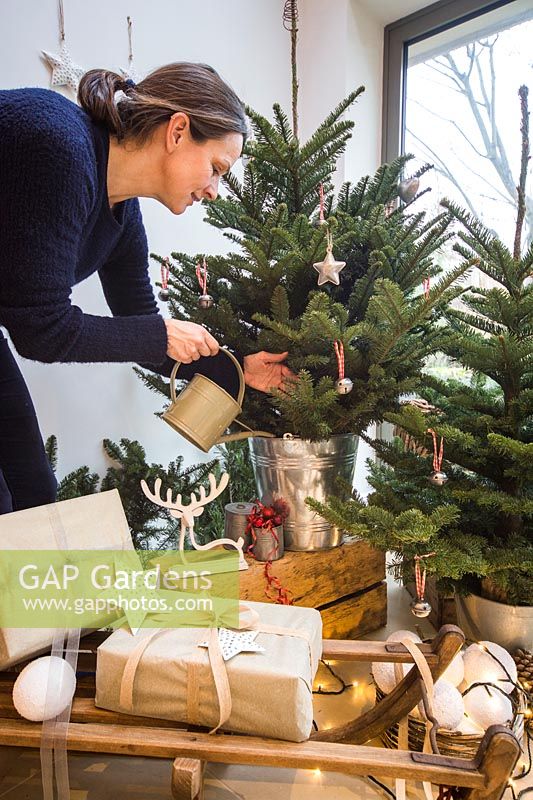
166, 112, 190, 151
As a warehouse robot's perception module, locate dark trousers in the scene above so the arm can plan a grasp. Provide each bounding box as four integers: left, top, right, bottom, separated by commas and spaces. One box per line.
0, 331, 57, 514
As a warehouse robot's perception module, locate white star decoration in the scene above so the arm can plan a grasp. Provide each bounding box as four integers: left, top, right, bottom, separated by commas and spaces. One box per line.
313, 248, 346, 286
198, 628, 266, 661
42, 42, 84, 93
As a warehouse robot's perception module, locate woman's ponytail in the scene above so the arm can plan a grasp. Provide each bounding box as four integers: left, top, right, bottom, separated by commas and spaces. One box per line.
78, 69, 134, 139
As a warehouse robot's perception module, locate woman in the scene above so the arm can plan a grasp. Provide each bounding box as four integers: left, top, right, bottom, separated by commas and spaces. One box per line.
0, 62, 291, 514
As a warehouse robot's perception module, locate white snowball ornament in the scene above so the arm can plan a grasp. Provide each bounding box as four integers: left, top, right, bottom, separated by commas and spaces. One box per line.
13, 656, 76, 722
463, 641, 517, 695
372, 631, 422, 694
440, 651, 465, 688
428, 680, 464, 730
411, 679, 464, 730
463, 685, 513, 730
455, 714, 485, 735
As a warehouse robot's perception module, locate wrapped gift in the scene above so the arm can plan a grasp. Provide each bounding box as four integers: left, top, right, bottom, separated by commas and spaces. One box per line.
95, 600, 322, 742
0, 489, 133, 669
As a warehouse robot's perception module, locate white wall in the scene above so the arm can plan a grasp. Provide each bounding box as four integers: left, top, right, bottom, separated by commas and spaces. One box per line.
1, 0, 388, 492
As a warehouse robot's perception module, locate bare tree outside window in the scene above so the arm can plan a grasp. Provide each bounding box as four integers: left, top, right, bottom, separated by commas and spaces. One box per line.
405, 16, 533, 264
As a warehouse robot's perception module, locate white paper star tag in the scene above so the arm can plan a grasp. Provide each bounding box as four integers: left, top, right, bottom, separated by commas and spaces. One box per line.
198, 628, 266, 661
42, 42, 84, 93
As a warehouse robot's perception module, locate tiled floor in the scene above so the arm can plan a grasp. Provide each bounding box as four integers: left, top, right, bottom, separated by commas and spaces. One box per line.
0, 577, 530, 799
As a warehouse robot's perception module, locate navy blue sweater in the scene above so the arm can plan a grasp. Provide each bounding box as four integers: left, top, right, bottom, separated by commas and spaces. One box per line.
0, 88, 240, 396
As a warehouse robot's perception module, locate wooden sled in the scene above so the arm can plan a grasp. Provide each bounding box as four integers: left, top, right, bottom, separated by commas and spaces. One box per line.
0, 624, 521, 800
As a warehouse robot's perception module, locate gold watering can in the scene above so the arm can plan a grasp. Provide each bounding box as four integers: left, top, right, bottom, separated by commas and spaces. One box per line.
163, 348, 274, 453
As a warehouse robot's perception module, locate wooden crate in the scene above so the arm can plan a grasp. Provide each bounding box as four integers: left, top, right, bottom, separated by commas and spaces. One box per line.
240, 537, 387, 639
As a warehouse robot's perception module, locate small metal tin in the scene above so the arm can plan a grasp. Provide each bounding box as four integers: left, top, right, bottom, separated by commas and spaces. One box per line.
224, 502, 255, 551
249, 525, 284, 562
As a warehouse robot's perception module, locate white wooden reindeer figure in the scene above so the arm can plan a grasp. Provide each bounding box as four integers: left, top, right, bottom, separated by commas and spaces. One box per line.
140, 472, 248, 570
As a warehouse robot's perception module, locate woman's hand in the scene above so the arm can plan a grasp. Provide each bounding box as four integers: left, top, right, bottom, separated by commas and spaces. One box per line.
164, 319, 219, 363
243, 351, 295, 394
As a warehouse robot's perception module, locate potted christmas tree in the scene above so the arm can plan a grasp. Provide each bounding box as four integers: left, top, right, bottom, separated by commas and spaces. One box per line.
139, 3, 470, 551
309, 86, 532, 648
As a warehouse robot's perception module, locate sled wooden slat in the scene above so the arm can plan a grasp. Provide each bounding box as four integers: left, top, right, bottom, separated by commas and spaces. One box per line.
0, 718, 486, 787
321, 638, 438, 664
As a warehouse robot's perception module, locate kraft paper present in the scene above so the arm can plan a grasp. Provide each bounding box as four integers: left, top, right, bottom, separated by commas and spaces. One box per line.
0, 489, 133, 669
95, 600, 322, 742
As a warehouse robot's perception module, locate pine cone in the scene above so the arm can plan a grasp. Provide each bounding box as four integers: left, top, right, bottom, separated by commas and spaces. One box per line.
513, 648, 533, 686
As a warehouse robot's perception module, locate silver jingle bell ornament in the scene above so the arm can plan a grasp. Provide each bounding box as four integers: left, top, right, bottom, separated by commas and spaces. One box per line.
158, 288, 169, 302
335, 377, 353, 395
428, 470, 448, 487
198, 293, 214, 309
398, 177, 420, 203
410, 598, 432, 618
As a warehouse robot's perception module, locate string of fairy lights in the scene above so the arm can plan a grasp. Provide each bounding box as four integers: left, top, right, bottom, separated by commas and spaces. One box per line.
310, 641, 533, 800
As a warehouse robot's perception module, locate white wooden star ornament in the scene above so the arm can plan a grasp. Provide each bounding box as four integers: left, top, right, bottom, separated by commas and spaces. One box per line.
43, 2, 83, 93
198, 628, 266, 661
42, 42, 84, 93
313, 230, 346, 286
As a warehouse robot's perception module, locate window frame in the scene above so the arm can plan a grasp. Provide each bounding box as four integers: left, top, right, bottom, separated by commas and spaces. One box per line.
381, 0, 519, 163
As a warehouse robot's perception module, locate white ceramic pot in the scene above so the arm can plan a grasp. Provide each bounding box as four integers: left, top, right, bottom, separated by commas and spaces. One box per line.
455, 592, 533, 651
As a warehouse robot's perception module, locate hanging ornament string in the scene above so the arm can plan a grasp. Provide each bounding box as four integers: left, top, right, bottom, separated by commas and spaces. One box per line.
127, 16, 133, 71
120, 16, 139, 82
42, 0, 84, 93
334, 340, 345, 380
318, 183, 326, 224
427, 428, 444, 473
384, 200, 395, 218
196, 258, 208, 295
414, 552, 436, 602
333, 339, 353, 394
58, 0, 65, 40
423, 276, 431, 300
161, 259, 170, 291
158, 258, 170, 302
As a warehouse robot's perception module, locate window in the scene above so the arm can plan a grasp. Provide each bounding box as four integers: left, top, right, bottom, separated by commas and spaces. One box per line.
384, 0, 533, 247
382, 0, 533, 382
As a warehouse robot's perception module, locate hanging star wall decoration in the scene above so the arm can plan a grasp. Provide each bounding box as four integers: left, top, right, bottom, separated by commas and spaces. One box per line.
198, 628, 266, 661
42, 41, 84, 93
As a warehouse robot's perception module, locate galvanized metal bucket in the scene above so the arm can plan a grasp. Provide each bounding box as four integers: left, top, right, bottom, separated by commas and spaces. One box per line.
248, 434, 359, 551
162, 349, 273, 453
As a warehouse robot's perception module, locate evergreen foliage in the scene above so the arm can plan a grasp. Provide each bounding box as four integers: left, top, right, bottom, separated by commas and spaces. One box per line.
144, 88, 470, 440
308, 88, 533, 605
46, 436, 255, 549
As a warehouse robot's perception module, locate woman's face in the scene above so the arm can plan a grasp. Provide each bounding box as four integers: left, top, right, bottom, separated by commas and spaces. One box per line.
161, 112, 243, 215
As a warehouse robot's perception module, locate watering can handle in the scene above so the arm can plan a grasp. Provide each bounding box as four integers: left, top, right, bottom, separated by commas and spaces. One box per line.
169, 347, 245, 406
